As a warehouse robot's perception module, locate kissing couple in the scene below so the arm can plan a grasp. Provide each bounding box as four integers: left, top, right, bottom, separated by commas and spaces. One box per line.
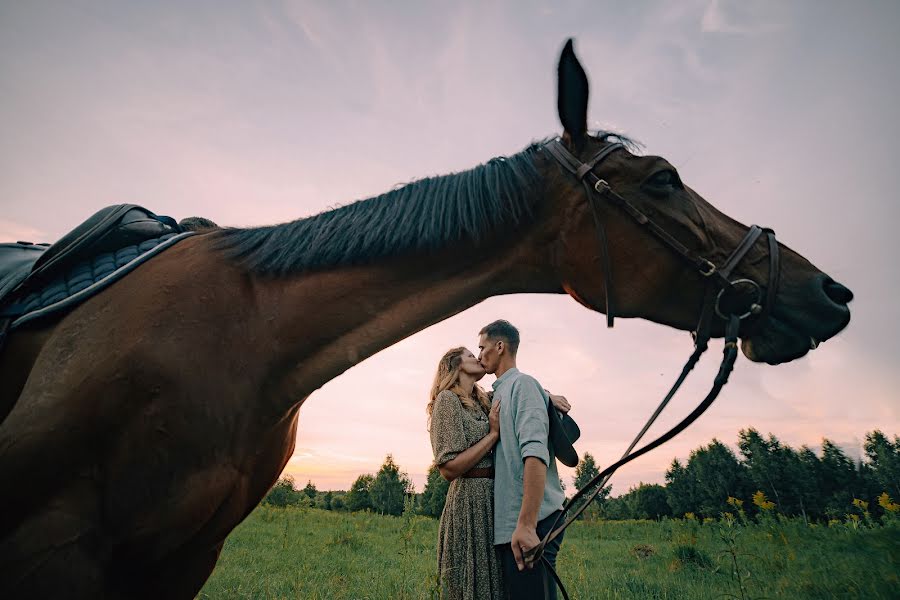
428, 319, 579, 599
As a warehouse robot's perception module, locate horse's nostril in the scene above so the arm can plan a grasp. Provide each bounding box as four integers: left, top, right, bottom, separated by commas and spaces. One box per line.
823, 278, 854, 305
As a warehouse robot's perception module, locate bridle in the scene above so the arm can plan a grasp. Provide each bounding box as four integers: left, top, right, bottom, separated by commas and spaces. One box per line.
525, 138, 782, 599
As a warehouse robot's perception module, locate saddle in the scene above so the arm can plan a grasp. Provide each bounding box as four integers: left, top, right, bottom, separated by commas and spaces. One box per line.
0, 204, 197, 349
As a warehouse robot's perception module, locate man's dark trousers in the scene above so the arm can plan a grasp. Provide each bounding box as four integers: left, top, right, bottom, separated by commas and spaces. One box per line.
497, 510, 565, 600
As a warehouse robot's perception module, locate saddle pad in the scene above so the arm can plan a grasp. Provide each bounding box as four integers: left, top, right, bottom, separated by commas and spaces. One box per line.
2, 231, 195, 330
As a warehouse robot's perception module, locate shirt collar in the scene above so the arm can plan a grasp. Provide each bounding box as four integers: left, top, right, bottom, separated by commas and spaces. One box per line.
491, 367, 519, 391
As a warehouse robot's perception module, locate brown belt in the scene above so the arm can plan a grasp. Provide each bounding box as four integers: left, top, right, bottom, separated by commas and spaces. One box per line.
462, 467, 494, 479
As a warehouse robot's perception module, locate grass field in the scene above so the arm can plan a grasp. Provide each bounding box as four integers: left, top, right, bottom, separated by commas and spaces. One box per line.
198, 506, 899, 599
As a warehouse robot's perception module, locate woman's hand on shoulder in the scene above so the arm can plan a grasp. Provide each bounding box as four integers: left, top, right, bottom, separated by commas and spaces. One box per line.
548, 392, 571, 414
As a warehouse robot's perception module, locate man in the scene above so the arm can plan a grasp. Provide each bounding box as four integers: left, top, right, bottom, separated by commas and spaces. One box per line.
478, 319, 566, 599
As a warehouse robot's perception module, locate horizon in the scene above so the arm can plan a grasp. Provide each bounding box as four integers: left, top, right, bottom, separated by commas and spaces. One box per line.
3, 1, 898, 496
278, 426, 887, 496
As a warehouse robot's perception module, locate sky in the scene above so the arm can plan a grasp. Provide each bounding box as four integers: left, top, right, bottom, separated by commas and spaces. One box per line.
2, 1, 898, 495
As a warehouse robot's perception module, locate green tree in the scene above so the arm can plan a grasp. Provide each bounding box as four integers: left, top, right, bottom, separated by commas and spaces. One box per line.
572, 452, 611, 519
665, 458, 697, 517
625, 483, 671, 520
303, 480, 318, 500
263, 476, 300, 507
820, 439, 858, 518
668, 439, 747, 518
738, 428, 807, 517
315, 490, 333, 511
420, 465, 449, 518
796, 446, 824, 519
346, 474, 375, 512
370, 454, 413, 516
864, 430, 900, 499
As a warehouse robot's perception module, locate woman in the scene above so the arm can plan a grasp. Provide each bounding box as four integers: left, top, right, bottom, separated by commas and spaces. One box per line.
427, 347, 570, 600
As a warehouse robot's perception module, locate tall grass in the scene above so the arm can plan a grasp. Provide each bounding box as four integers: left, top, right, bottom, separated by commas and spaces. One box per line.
198, 506, 899, 599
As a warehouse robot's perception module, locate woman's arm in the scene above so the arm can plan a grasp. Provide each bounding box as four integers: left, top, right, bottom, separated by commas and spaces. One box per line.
438, 431, 498, 481
437, 401, 501, 481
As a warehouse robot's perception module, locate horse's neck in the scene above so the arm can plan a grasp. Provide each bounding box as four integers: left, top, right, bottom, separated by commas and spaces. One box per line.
250, 239, 558, 410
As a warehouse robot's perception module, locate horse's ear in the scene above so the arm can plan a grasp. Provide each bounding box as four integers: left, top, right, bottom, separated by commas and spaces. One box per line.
558, 39, 589, 149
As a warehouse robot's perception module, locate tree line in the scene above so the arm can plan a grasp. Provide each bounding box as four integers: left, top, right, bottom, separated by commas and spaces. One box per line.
263, 429, 899, 523
591, 428, 899, 522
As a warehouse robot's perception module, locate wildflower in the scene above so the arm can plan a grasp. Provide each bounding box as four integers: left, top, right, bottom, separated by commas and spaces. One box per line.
703, 517, 715, 524
752, 490, 775, 511
852, 498, 869, 512
877, 492, 899, 513
727, 497, 744, 508
684, 512, 696, 521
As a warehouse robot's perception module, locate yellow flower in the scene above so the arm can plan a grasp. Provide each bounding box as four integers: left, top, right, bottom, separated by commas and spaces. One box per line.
684, 512, 696, 521
852, 498, 869, 512
752, 490, 775, 511
877, 492, 899, 513
727, 496, 744, 508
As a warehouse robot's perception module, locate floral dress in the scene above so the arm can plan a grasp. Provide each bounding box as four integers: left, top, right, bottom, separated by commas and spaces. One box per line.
430, 390, 503, 600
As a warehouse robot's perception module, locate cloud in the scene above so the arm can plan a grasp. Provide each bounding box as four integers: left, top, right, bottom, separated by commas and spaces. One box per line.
701, 0, 783, 35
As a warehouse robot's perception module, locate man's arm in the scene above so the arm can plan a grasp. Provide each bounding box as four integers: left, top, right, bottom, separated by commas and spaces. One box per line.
511, 456, 547, 570
509, 376, 552, 570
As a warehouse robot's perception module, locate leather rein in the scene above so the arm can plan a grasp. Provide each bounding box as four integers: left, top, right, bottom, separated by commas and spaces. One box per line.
527, 139, 782, 599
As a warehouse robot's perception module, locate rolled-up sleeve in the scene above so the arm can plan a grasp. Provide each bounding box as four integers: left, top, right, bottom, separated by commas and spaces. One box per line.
511, 377, 550, 466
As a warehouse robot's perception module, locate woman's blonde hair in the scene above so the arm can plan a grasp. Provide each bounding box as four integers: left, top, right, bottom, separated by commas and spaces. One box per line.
426, 347, 491, 428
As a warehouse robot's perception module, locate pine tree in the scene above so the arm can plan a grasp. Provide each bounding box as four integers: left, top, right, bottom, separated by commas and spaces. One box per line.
420, 465, 450, 518
303, 480, 318, 500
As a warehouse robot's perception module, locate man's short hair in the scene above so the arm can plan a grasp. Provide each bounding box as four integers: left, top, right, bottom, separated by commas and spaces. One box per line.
479, 320, 520, 355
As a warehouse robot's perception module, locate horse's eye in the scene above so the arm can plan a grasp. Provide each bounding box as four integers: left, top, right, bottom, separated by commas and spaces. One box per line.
645, 170, 681, 190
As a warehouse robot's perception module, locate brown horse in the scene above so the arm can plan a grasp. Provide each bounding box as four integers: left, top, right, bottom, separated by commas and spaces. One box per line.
0, 41, 851, 599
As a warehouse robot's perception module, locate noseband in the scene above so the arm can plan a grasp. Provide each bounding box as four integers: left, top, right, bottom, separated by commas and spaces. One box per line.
526, 139, 782, 599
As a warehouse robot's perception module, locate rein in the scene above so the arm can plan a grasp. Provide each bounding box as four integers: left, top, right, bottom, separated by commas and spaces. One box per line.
527, 139, 782, 599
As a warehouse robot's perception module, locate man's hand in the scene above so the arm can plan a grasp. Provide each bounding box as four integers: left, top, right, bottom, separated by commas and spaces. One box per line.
510, 523, 540, 571
548, 392, 571, 414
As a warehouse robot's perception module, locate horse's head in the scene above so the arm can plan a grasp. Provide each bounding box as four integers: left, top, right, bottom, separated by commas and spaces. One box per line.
545, 40, 852, 365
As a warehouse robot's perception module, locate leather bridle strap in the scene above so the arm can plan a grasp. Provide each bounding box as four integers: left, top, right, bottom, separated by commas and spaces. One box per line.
545, 141, 622, 327
545, 140, 734, 290
528, 138, 782, 599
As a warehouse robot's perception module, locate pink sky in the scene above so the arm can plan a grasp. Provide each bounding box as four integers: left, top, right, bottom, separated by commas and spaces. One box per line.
2, 2, 898, 494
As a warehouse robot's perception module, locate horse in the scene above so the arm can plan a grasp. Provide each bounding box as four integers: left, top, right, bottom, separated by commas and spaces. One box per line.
0, 40, 852, 599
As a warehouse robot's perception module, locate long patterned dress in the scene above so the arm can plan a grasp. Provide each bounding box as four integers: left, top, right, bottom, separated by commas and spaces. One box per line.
430, 389, 503, 600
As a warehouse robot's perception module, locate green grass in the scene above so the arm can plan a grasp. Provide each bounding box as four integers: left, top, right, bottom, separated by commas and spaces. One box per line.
198, 507, 899, 599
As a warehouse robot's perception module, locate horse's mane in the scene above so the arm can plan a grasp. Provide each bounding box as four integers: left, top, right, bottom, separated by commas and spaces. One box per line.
212, 132, 636, 276
212, 143, 546, 276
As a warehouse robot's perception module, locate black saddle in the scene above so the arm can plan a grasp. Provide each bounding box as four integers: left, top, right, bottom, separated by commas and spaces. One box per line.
0, 204, 182, 310
30, 204, 180, 284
